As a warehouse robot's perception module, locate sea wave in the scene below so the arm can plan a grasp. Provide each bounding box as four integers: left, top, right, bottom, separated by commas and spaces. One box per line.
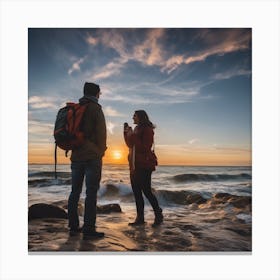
98, 184, 251, 209
172, 173, 251, 182
29, 171, 71, 178
99, 184, 209, 205
28, 178, 72, 188
28, 176, 252, 210
99, 183, 132, 197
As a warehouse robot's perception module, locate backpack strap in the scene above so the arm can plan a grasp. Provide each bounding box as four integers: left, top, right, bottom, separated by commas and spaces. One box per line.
54, 143, 58, 179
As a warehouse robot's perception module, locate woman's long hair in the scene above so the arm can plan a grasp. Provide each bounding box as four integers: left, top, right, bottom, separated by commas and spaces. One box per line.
135, 110, 155, 128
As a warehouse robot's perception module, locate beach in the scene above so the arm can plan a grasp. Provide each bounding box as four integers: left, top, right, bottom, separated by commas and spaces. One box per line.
28, 164, 252, 252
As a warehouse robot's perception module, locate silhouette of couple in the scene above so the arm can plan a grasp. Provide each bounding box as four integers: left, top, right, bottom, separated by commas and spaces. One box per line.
68, 82, 163, 240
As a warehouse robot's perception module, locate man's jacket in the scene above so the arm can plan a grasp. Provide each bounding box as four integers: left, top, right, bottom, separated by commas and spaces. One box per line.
71, 96, 107, 161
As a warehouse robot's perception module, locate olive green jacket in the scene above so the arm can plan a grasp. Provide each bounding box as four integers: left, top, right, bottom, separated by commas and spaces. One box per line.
70, 97, 107, 161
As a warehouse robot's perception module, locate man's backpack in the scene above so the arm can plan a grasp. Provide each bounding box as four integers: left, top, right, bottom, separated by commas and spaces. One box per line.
53, 102, 89, 178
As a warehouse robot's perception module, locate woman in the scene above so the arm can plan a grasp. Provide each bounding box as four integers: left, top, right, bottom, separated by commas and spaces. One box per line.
123, 110, 163, 227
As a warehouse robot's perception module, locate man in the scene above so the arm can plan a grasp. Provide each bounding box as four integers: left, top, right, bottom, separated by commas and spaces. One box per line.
68, 82, 107, 239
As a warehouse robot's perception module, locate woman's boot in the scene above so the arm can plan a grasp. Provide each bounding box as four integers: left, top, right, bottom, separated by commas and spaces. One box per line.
128, 215, 145, 226
152, 208, 163, 227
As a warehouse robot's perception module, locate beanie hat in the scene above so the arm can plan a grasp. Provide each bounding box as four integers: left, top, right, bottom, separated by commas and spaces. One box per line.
83, 82, 100, 96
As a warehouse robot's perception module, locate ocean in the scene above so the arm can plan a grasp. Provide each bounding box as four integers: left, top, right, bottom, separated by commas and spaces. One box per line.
28, 164, 251, 212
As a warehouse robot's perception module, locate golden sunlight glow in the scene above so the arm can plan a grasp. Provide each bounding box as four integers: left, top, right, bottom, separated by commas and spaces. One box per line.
112, 150, 123, 160
28, 143, 251, 166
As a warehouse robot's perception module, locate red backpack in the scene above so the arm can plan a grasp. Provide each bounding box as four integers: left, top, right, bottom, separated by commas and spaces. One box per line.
53, 102, 89, 178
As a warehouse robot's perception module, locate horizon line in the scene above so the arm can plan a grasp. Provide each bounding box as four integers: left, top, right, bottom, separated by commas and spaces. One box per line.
28, 162, 252, 167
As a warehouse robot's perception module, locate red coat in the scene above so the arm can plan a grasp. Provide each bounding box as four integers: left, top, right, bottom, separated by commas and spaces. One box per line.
124, 125, 157, 171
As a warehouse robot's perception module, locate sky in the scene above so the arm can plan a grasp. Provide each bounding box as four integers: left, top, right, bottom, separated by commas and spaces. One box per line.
28, 28, 252, 166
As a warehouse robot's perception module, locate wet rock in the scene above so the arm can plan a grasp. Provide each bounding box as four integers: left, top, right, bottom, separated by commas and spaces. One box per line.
230, 197, 251, 209
225, 227, 251, 237
213, 193, 251, 209
178, 239, 192, 247
97, 203, 122, 214
28, 203, 68, 220
103, 184, 119, 196
52, 200, 84, 216
180, 224, 200, 231
186, 193, 207, 204
159, 190, 206, 205
160, 190, 188, 204
214, 193, 233, 201
188, 203, 199, 210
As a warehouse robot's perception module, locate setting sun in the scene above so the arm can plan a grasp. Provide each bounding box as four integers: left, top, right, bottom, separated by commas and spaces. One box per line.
112, 150, 123, 160
103, 147, 127, 164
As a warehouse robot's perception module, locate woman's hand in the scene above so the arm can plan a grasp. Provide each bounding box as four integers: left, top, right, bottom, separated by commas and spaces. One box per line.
123, 122, 132, 133
124, 126, 133, 135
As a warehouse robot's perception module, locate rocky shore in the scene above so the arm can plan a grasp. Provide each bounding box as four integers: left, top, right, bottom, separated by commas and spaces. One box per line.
28, 194, 252, 252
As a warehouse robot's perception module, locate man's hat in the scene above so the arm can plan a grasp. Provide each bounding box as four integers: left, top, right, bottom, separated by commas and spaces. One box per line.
84, 82, 100, 96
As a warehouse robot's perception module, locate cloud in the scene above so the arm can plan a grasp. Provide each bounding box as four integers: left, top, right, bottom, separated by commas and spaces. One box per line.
133, 29, 165, 66
100, 73, 223, 105
86, 34, 99, 46
103, 106, 125, 117
28, 120, 53, 141
86, 29, 166, 65
188, 138, 199, 145
91, 58, 127, 80
87, 29, 251, 80
161, 55, 185, 74
155, 144, 206, 153
28, 96, 57, 109
98, 30, 128, 58
68, 57, 86, 75
102, 92, 147, 104
107, 121, 116, 135
89, 29, 251, 76
87, 29, 166, 80
212, 145, 251, 153
212, 69, 251, 80
156, 143, 251, 155
162, 29, 251, 73
85, 28, 251, 100
100, 80, 201, 105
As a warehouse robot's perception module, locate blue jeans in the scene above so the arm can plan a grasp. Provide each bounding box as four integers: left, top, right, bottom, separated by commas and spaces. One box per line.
68, 159, 102, 230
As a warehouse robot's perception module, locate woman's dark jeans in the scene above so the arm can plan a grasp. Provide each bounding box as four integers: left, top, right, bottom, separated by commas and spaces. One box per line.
68, 159, 102, 230
130, 168, 161, 219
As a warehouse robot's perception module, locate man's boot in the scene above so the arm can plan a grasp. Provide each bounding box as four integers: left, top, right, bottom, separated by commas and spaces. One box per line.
83, 226, 105, 240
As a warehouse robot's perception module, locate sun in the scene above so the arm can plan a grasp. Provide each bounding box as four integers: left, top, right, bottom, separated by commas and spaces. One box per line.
112, 150, 122, 160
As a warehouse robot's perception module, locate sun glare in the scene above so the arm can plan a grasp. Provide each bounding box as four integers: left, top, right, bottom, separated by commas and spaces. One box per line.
112, 150, 122, 160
